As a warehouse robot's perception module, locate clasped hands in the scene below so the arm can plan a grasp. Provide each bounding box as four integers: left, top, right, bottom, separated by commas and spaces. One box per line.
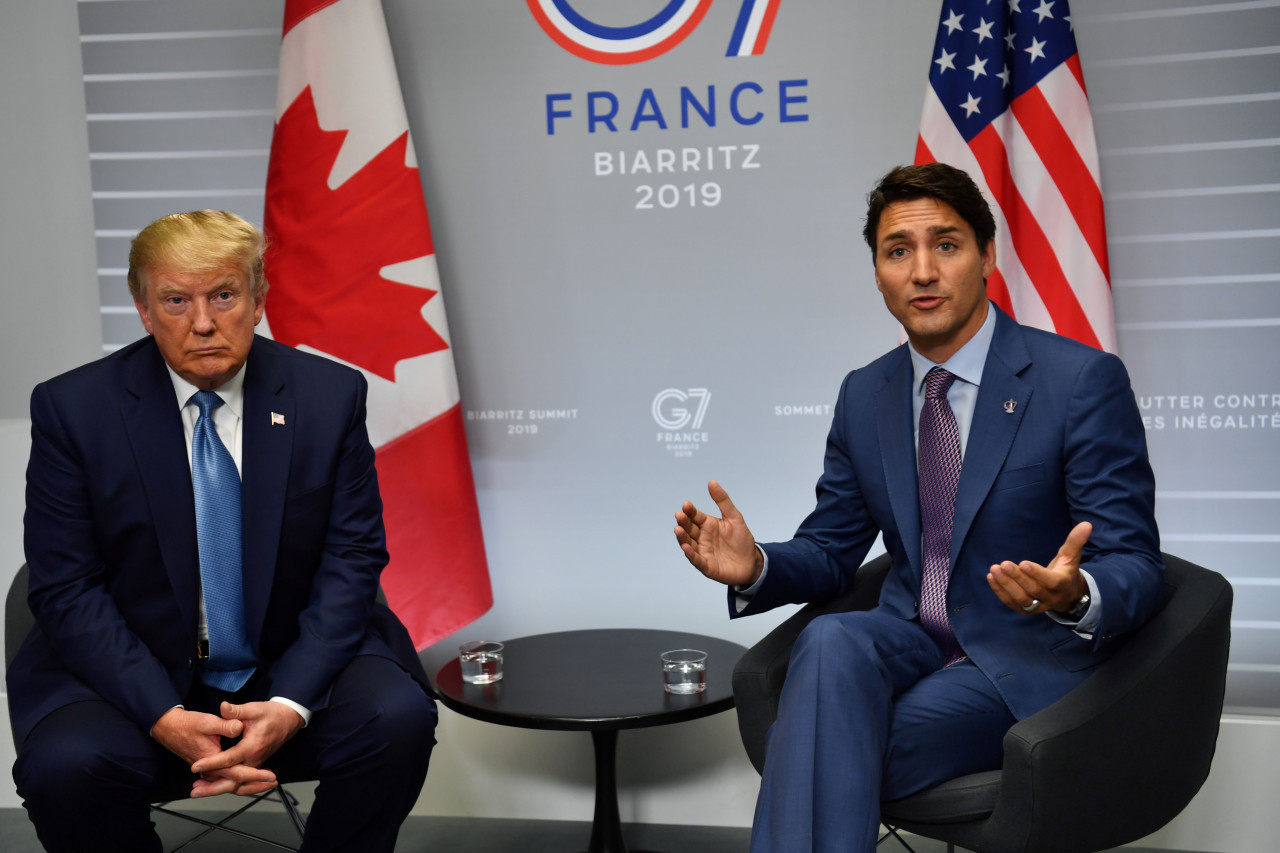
675, 480, 1092, 616
152, 699, 305, 798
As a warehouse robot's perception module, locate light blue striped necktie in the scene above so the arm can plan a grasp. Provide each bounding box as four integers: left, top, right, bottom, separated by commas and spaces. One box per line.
191, 390, 255, 691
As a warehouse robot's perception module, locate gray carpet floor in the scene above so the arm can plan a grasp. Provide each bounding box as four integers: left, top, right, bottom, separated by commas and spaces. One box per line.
0, 807, 1187, 853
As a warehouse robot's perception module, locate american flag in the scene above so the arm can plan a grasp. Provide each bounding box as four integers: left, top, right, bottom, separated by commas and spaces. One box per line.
916, 0, 1115, 352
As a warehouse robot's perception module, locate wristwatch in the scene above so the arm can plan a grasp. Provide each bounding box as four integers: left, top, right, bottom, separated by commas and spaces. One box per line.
1066, 592, 1091, 622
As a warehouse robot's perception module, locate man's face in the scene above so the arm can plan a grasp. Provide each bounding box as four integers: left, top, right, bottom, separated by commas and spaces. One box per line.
135, 264, 263, 389
873, 197, 996, 363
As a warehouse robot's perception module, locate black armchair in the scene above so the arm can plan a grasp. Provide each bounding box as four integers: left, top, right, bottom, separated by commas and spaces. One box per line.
731, 552, 1233, 853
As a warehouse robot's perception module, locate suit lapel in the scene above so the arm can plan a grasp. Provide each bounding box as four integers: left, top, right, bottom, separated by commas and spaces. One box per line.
951, 310, 1032, 563
120, 341, 200, 631
876, 349, 922, 575
240, 341, 294, 644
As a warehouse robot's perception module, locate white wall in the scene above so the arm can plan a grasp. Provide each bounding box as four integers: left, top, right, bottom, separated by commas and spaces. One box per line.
0, 0, 99, 809
0, 0, 101, 611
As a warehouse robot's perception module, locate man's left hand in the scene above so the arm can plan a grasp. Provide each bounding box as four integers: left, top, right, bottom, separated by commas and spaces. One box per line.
987, 521, 1092, 615
189, 700, 305, 795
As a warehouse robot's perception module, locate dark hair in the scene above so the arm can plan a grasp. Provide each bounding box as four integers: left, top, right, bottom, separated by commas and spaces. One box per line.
862, 163, 996, 258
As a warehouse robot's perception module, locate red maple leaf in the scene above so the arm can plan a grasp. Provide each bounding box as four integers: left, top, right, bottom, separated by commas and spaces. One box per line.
263, 85, 448, 381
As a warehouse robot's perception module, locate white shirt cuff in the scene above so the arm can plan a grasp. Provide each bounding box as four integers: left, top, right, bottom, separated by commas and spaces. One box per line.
270, 696, 312, 727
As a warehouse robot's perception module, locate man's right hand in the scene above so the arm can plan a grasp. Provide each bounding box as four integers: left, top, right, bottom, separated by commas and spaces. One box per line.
674, 479, 763, 587
151, 706, 278, 797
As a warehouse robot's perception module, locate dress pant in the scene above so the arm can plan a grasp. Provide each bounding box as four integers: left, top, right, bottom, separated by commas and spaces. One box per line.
750, 609, 1015, 853
14, 654, 437, 853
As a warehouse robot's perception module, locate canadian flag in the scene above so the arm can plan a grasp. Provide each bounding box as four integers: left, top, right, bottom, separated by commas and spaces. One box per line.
263, 0, 491, 649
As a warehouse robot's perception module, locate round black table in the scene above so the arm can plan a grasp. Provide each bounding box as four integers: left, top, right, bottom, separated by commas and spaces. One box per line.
434, 628, 746, 853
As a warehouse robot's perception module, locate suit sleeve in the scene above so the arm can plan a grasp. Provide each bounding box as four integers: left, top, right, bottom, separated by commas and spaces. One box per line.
1064, 352, 1165, 645
24, 382, 184, 732
263, 374, 389, 708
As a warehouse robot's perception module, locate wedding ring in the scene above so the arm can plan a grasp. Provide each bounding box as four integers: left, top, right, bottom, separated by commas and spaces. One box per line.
1021, 599, 1040, 612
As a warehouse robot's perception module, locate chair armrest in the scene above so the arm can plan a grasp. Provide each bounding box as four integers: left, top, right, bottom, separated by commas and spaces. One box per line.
732, 553, 891, 773
986, 555, 1233, 851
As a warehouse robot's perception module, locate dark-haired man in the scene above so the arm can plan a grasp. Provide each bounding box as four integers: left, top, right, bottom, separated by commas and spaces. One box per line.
10, 210, 437, 852
675, 163, 1163, 852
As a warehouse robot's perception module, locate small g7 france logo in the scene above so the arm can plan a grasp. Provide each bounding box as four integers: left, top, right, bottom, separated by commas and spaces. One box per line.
527, 0, 781, 65
653, 388, 712, 430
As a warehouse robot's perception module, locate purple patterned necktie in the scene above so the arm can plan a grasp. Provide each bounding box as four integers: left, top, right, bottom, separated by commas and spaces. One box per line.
918, 367, 965, 665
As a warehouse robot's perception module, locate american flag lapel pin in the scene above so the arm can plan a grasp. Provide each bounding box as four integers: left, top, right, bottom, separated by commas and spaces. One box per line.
1003, 399, 1017, 414
271, 412, 286, 426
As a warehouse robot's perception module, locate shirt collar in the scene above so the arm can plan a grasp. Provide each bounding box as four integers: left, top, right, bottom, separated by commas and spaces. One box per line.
165, 362, 247, 421
908, 300, 997, 395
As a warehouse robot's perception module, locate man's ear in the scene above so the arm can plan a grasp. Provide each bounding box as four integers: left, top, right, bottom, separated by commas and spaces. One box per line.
135, 301, 154, 335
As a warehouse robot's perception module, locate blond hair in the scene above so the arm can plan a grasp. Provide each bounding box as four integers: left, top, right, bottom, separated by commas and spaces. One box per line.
127, 210, 268, 302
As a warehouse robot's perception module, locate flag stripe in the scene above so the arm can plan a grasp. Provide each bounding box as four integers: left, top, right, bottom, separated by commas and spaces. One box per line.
1010, 75, 1110, 278
916, 1, 1115, 352
986, 268, 1015, 320
969, 123, 1102, 349
918, 91, 1055, 332
989, 108, 1116, 350
1046, 56, 1101, 183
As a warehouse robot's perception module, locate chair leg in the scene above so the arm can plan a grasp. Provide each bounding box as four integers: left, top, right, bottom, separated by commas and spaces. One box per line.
877, 824, 922, 853
153, 785, 305, 852
276, 783, 307, 838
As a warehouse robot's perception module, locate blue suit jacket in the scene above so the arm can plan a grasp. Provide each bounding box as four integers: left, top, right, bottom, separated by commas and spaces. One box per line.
740, 307, 1164, 720
9, 334, 433, 744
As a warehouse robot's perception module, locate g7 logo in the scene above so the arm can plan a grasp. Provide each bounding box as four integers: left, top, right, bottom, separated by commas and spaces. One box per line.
527, 0, 781, 65
653, 388, 712, 430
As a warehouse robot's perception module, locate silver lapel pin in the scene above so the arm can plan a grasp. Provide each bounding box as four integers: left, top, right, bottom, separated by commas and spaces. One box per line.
1003, 399, 1017, 414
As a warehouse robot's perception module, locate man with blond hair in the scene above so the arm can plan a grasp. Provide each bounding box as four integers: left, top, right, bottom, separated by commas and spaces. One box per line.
9, 210, 437, 852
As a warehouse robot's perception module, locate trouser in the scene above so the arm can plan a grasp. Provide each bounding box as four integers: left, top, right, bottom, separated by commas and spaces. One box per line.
750, 609, 1015, 853
14, 654, 437, 853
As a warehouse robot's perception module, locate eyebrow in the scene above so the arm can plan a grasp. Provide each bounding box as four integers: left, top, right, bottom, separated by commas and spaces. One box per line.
880, 224, 964, 245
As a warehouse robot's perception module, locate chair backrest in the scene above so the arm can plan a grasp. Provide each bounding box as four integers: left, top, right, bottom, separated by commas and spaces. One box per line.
945, 552, 1234, 852
5, 564, 33, 670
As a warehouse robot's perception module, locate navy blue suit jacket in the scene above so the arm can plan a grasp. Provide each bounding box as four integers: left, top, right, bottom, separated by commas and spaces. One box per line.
740, 307, 1164, 720
9, 334, 433, 745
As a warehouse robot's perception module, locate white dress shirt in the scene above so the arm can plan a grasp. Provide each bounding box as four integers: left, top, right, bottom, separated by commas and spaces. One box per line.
165, 365, 312, 724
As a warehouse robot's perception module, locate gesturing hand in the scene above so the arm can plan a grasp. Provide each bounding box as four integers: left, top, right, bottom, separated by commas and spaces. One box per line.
674, 480, 763, 588
987, 521, 1093, 615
